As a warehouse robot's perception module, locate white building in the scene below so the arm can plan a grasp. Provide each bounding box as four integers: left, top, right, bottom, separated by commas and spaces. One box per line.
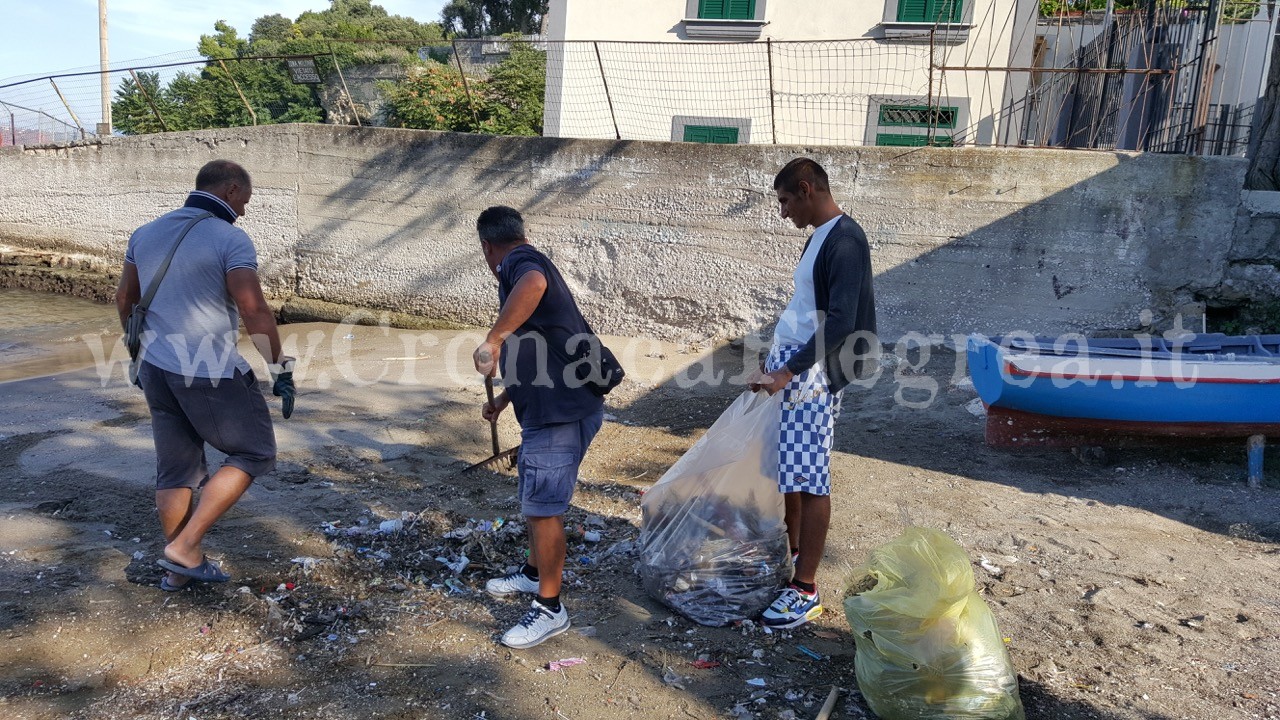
542, 0, 1041, 147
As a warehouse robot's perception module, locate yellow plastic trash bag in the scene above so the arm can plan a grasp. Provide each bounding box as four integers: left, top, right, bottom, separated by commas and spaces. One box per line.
843, 528, 1025, 720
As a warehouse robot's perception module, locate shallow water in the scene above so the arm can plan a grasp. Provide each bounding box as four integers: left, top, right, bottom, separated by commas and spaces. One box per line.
0, 289, 119, 382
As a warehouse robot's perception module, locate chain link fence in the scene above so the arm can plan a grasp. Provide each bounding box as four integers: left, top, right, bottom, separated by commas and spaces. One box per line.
1, 6, 1274, 155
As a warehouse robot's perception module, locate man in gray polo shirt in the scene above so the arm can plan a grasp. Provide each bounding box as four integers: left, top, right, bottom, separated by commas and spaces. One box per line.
115, 159, 295, 590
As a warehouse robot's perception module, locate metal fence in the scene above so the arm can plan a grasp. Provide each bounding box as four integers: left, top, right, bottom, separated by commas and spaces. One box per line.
0, 3, 1274, 155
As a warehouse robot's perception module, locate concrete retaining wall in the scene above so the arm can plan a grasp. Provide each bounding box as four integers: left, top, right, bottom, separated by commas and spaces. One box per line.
0, 124, 1250, 340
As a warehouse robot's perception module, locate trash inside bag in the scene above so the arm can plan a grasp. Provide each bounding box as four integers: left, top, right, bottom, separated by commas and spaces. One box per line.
639, 391, 791, 626
842, 527, 1026, 720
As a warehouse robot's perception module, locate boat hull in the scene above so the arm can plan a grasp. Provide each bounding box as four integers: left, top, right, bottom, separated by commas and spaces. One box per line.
967, 334, 1280, 426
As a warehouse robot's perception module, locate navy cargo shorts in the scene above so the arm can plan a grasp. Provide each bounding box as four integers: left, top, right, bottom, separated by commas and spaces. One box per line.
516, 409, 604, 518
138, 361, 277, 490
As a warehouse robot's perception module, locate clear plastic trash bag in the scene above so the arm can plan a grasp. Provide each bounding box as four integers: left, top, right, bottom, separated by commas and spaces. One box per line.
843, 527, 1026, 720
638, 391, 792, 626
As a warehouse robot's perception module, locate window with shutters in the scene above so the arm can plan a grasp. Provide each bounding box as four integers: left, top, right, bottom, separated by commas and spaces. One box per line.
682, 0, 767, 39
881, 0, 971, 43
896, 0, 963, 23
878, 105, 959, 129
868, 98, 963, 147
672, 116, 751, 143
683, 125, 741, 144
875, 133, 956, 147
698, 0, 756, 19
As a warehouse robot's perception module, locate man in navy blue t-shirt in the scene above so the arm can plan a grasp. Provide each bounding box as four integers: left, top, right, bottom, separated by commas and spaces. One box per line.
472, 205, 605, 649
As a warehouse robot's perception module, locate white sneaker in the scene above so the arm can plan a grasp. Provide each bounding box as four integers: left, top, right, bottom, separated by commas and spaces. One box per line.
500, 600, 570, 649
761, 585, 823, 629
485, 571, 540, 598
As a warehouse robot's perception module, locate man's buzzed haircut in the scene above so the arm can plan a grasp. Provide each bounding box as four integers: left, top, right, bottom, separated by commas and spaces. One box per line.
477, 205, 526, 247
195, 160, 251, 192
774, 157, 830, 194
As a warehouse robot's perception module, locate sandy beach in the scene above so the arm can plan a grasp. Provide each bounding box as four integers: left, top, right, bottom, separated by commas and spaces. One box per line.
1, 290, 1277, 720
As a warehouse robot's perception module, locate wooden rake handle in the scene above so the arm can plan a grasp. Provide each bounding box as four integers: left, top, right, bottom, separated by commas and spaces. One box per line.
484, 375, 500, 457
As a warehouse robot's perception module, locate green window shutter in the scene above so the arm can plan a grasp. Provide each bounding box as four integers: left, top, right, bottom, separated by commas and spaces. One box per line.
700, 0, 754, 19
876, 133, 955, 147
698, 0, 725, 19
710, 126, 740, 143
878, 105, 959, 129
684, 126, 712, 143
684, 125, 740, 144
898, 0, 963, 23
897, 0, 929, 22
936, 0, 963, 22
877, 133, 929, 147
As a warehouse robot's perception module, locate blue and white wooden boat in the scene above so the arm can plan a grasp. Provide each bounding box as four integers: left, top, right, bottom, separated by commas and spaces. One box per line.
967, 333, 1280, 426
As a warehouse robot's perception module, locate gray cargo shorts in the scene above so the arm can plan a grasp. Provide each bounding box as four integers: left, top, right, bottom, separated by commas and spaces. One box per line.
516, 410, 604, 518
138, 361, 277, 490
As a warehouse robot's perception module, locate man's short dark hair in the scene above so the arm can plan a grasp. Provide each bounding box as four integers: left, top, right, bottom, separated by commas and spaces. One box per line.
195, 160, 251, 192
774, 158, 830, 194
477, 205, 526, 246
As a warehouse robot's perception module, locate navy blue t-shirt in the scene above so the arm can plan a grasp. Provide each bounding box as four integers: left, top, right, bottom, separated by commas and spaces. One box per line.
497, 244, 604, 428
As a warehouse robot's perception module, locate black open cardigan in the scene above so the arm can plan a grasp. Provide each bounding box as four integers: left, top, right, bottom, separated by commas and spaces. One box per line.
782, 214, 878, 393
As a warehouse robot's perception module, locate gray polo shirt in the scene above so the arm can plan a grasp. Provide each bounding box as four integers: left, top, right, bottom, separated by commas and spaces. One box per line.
125, 195, 257, 379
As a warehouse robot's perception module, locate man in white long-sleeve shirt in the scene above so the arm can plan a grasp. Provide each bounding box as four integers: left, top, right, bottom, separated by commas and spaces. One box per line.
751, 158, 877, 629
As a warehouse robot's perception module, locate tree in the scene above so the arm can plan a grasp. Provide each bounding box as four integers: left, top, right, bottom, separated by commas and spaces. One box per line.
380, 40, 546, 135
481, 41, 546, 135
112, 1, 445, 135
111, 71, 175, 135
440, 0, 549, 37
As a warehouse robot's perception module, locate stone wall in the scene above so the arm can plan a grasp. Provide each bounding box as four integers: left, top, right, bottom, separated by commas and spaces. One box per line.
0, 124, 1251, 340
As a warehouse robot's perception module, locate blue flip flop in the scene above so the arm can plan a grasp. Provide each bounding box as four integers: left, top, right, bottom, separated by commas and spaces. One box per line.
159, 574, 190, 592
157, 556, 231, 583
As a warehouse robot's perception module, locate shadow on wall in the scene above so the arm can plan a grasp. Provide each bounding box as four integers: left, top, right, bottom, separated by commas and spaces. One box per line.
291, 128, 630, 327
608, 145, 1274, 543
857, 148, 1244, 340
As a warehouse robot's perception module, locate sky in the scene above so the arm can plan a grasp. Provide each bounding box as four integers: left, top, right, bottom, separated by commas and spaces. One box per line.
0, 0, 447, 79
0, 0, 446, 132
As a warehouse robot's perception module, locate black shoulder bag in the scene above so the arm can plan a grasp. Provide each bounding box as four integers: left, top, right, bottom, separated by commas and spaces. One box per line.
567, 322, 626, 397
125, 212, 214, 382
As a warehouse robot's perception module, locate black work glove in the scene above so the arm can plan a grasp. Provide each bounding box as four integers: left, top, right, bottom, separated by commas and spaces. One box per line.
269, 357, 296, 419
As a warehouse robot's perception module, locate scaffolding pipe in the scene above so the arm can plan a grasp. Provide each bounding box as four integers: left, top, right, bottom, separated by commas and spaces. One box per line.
129, 69, 168, 131
217, 59, 257, 126
451, 39, 481, 126
329, 47, 362, 127
1186, 0, 1223, 154
594, 42, 621, 140
49, 79, 87, 139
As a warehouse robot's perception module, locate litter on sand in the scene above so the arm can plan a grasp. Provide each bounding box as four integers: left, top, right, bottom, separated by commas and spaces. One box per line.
541, 657, 587, 672
639, 392, 791, 627
796, 645, 824, 660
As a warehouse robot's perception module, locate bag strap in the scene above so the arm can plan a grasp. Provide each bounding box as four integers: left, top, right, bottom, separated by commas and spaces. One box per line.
137, 211, 215, 311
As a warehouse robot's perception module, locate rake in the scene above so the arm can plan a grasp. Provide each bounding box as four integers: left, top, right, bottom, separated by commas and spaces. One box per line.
461, 376, 519, 474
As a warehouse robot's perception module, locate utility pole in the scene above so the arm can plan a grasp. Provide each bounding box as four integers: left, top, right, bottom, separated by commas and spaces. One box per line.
97, 0, 111, 136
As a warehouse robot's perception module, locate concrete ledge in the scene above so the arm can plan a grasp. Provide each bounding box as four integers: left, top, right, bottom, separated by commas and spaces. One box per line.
1242, 190, 1280, 217
0, 257, 118, 304
279, 297, 474, 331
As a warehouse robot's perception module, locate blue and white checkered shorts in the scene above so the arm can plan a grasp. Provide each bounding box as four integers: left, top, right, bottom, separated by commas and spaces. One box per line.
766, 345, 842, 496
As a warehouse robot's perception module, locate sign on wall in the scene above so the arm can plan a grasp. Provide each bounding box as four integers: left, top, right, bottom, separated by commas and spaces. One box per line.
286, 57, 322, 84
